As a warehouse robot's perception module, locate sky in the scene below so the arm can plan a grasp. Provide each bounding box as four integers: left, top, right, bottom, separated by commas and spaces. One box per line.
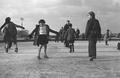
0, 0, 120, 34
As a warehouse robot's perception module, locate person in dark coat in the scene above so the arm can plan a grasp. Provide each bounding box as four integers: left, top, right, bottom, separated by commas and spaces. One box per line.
64, 25, 76, 53
29, 19, 58, 59
85, 11, 101, 61
63, 20, 72, 47
59, 27, 64, 42
76, 28, 80, 38
0, 17, 25, 53
104, 29, 111, 45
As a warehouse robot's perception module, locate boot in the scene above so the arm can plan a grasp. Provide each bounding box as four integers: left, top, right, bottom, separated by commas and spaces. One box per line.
5, 48, 8, 53
90, 57, 94, 61
69, 45, 72, 53
37, 56, 41, 59
15, 48, 18, 53
90, 56, 96, 61
44, 55, 49, 58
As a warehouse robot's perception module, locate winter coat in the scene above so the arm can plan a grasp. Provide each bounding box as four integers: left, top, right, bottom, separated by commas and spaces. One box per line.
0, 22, 24, 42
64, 23, 72, 31
85, 18, 101, 41
64, 28, 76, 41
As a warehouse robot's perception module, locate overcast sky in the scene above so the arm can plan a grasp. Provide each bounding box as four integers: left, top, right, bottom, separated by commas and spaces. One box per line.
0, 0, 120, 33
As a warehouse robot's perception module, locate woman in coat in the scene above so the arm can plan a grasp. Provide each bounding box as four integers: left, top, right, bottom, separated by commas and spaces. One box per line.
85, 11, 101, 61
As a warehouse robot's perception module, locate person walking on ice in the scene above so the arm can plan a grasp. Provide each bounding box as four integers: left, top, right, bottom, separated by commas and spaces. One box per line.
104, 29, 111, 45
64, 25, 76, 53
63, 20, 72, 47
29, 19, 58, 59
85, 11, 101, 61
0, 17, 25, 53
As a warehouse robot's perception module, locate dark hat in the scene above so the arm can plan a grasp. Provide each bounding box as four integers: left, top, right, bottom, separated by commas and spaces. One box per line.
39, 19, 45, 23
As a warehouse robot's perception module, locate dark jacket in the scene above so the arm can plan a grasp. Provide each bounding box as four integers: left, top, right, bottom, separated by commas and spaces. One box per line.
85, 18, 101, 41
64, 28, 76, 41
0, 22, 24, 43
64, 23, 72, 31
0, 22, 24, 36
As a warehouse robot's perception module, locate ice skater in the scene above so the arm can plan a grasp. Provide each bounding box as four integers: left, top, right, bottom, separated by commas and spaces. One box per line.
29, 19, 58, 59
104, 29, 111, 45
0, 17, 25, 53
64, 25, 76, 53
59, 27, 64, 42
63, 20, 72, 47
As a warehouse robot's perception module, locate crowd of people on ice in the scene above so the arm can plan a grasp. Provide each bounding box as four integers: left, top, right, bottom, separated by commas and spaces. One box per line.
0, 11, 113, 61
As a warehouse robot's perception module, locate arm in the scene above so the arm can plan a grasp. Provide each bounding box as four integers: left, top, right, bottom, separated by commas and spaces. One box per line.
85, 20, 90, 39
64, 30, 68, 40
48, 25, 58, 35
97, 20, 101, 39
30, 28, 36, 36
0, 23, 6, 31
13, 22, 24, 29
29, 26, 38, 39
49, 29, 58, 34
74, 29, 76, 38
15, 25, 25, 29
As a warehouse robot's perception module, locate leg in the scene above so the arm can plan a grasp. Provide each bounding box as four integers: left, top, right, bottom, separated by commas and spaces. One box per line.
105, 40, 107, 45
4, 37, 10, 53
107, 40, 109, 45
44, 44, 48, 58
65, 40, 67, 47
33, 36, 37, 46
3, 35, 8, 53
105, 38, 109, 45
69, 43, 72, 53
33, 39, 36, 45
90, 40, 96, 61
72, 43, 74, 52
5, 42, 8, 53
93, 41, 96, 58
14, 37, 18, 53
88, 40, 92, 57
67, 41, 69, 47
65, 40, 69, 47
15, 42, 18, 53
38, 45, 42, 59
8, 41, 12, 49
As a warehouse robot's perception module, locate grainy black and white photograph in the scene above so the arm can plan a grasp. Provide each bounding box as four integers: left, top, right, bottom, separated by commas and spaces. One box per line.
0, 0, 120, 78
